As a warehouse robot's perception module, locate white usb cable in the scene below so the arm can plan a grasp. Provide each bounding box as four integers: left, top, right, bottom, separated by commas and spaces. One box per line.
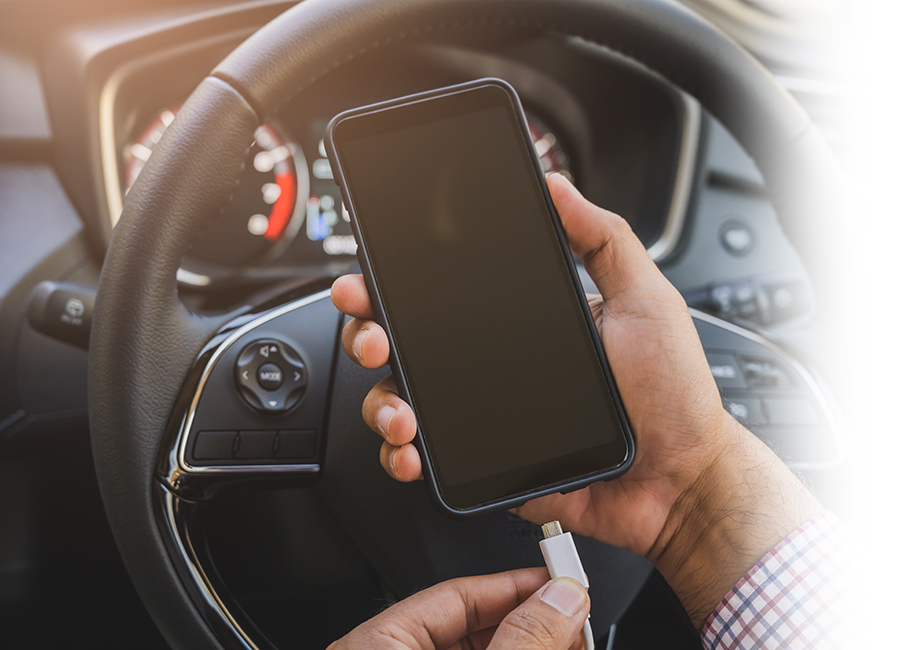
540, 521, 594, 650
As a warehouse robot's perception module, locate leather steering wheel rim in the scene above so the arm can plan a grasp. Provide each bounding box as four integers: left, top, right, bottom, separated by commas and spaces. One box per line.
88, 1, 841, 648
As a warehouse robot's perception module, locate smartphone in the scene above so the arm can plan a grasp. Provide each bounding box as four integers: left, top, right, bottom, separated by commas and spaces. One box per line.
326, 78, 634, 516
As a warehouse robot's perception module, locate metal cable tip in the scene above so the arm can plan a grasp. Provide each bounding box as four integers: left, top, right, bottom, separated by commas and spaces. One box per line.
541, 520, 564, 539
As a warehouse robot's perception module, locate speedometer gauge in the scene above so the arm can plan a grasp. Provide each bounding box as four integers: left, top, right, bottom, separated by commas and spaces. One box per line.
124, 108, 309, 267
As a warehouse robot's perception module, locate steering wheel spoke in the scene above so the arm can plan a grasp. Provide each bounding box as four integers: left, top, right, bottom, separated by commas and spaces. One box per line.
158, 278, 341, 500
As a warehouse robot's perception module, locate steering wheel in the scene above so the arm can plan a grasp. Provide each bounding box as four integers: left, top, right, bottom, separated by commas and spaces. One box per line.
88, 0, 841, 648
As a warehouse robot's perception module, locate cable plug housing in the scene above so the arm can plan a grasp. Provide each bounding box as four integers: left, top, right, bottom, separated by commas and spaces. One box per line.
540, 520, 594, 650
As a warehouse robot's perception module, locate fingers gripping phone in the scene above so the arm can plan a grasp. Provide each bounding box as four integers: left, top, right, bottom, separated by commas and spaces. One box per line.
326, 79, 634, 516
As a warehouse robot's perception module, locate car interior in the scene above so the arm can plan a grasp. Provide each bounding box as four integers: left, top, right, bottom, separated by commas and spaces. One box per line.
0, 0, 859, 648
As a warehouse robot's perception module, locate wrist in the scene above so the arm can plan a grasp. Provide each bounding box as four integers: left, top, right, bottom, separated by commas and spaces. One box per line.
647, 416, 823, 628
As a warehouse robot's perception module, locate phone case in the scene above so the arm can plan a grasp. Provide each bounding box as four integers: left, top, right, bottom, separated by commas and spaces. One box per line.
326, 78, 635, 518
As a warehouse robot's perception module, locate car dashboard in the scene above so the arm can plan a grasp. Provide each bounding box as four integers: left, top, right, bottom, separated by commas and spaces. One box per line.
49, 12, 700, 290
35, 0, 817, 322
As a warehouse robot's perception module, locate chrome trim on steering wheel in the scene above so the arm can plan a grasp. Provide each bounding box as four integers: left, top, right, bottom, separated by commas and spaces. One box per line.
156, 481, 272, 650
160, 289, 331, 494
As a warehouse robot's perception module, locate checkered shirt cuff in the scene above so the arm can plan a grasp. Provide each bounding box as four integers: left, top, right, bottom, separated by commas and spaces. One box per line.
701, 511, 853, 650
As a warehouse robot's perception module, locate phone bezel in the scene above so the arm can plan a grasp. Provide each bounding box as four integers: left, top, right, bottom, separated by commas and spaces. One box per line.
325, 78, 635, 517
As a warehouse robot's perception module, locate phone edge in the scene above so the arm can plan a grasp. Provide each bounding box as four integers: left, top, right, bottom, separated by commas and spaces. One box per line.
325, 78, 636, 519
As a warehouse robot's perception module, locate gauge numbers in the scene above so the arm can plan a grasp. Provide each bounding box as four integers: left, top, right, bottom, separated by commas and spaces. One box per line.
124, 108, 309, 267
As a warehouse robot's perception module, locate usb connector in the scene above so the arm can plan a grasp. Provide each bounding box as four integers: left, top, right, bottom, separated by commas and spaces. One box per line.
540, 521, 594, 650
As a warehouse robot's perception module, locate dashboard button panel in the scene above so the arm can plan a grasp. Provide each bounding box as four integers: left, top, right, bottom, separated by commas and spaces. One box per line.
235, 431, 278, 459
696, 315, 841, 470
724, 397, 766, 425
235, 339, 308, 413
193, 431, 239, 460
190, 430, 319, 466
275, 430, 317, 460
740, 356, 793, 389
705, 352, 746, 389
178, 290, 337, 476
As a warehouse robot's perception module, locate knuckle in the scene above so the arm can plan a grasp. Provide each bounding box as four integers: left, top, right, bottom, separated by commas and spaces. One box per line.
340, 320, 356, 343
609, 212, 634, 237
361, 391, 378, 423
363, 396, 391, 436
379, 442, 395, 472
341, 321, 364, 356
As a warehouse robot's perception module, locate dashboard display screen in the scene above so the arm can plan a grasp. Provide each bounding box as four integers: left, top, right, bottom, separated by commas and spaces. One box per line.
303, 119, 358, 258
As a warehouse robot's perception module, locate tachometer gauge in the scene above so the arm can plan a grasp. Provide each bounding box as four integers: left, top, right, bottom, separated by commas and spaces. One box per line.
526, 112, 574, 182
124, 108, 309, 267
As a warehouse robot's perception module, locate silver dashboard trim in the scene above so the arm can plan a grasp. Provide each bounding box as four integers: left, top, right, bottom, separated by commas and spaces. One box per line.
99, 62, 131, 229
646, 94, 702, 262
167, 289, 331, 485
689, 308, 846, 472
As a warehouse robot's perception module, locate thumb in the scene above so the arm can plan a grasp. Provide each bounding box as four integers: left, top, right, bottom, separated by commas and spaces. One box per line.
547, 172, 660, 303
487, 578, 590, 650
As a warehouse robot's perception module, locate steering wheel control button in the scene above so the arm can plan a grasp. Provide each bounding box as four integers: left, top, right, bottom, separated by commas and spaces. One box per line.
275, 430, 318, 460
257, 363, 284, 390
193, 431, 238, 460
720, 221, 754, 256
705, 352, 746, 389
724, 398, 766, 425
740, 356, 793, 389
235, 339, 308, 413
235, 431, 278, 459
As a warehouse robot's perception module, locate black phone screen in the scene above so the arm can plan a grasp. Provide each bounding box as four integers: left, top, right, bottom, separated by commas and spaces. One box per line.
332, 83, 629, 510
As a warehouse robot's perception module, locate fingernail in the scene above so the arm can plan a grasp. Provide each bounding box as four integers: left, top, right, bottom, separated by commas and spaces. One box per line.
388, 446, 400, 475
540, 579, 587, 617
352, 328, 369, 361
548, 171, 572, 186
376, 406, 397, 436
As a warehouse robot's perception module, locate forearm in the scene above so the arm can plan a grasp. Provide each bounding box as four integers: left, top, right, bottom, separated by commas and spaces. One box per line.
647, 416, 824, 628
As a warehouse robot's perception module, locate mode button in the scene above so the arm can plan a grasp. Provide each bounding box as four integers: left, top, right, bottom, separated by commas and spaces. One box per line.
257, 363, 284, 391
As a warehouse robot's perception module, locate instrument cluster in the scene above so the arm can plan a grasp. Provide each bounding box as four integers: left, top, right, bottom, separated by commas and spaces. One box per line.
120, 104, 574, 275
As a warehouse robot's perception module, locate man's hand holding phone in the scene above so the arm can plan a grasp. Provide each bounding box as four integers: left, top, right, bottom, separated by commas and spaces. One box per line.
332, 174, 822, 626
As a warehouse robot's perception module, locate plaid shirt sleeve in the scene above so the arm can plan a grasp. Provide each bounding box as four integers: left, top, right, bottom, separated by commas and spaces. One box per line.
701, 511, 854, 650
